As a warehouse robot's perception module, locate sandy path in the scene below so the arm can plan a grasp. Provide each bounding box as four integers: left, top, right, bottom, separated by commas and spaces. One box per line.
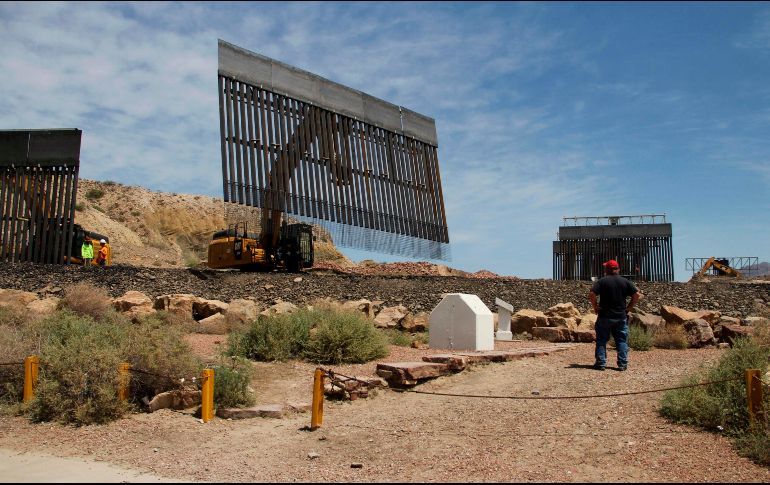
1, 343, 768, 482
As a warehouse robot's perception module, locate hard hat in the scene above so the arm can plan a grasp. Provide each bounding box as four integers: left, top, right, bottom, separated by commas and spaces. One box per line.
100, 239, 106, 244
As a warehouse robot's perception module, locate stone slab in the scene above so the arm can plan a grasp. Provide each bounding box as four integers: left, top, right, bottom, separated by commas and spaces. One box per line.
216, 404, 284, 420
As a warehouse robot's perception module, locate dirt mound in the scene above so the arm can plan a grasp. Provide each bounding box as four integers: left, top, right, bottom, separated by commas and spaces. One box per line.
74, 179, 350, 268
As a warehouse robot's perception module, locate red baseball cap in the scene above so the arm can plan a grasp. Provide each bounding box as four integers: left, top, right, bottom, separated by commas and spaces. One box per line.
603, 260, 619, 269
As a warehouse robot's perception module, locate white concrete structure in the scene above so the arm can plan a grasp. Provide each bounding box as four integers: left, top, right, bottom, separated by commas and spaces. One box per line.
495, 297, 513, 341
429, 293, 494, 351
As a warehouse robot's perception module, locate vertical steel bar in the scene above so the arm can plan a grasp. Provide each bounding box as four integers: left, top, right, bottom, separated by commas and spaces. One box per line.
223, 77, 237, 203
218, 75, 229, 204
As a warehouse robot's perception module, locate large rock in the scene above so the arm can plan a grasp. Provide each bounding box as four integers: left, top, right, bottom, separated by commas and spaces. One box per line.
683, 319, 716, 348
114, 291, 156, 322
0, 289, 39, 310
629, 313, 665, 332
217, 404, 283, 419
342, 299, 376, 319
374, 305, 408, 329
113, 291, 153, 312
376, 361, 451, 386
510, 309, 548, 334
694, 310, 721, 327
225, 299, 260, 327
154, 294, 199, 319
193, 299, 229, 320
744, 316, 770, 326
260, 300, 298, 317
401, 311, 429, 332
570, 329, 596, 342
148, 389, 201, 412
577, 313, 597, 330
660, 305, 699, 325
545, 302, 581, 319
721, 324, 754, 344
531, 327, 571, 343
197, 313, 228, 334
26, 297, 60, 318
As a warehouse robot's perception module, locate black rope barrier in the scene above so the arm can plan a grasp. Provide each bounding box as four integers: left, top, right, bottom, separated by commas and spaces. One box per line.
389, 376, 745, 400
0, 362, 23, 366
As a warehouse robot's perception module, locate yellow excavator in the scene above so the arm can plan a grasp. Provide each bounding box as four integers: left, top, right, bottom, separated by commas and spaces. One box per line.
692, 257, 742, 280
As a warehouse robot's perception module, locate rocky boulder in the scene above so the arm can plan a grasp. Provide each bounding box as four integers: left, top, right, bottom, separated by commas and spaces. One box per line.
721, 324, 754, 345
193, 299, 229, 320
148, 389, 201, 412
660, 305, 699, 325
225, 299, 260, 327
510, 309, 548, 334
545, 302, 581, 330
260, 300, 298, 317
401, 311, 429, 332
744, 316, 770, 326
531, 327, 571, 343
26, 297, 60, 318
374, 305, 408, 329
0, 289, 39, 310
570, 329, 596, 343
342, 299, 376, 319
694, 310, 721, 326
154, 294, 199, 320
577, 313, 597, 330
197, 313, 228, 334
114, 291, 156, 322
629, 313, 665, 332
683, 319, 716, 348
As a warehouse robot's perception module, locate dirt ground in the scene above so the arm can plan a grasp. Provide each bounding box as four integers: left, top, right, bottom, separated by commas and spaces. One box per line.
2, 339, 770, 483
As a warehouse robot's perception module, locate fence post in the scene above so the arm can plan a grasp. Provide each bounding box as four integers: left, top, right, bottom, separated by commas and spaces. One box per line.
118, 363, 131, 401
310, 368, 325, 430
746, 369, 764, 428
23, 355, 39, 403
201, 369, 215, 423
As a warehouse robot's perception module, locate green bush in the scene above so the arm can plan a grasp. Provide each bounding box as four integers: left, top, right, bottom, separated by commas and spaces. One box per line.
0, 307, 202, 425
628, 324, 654, 351
74, 202, 85, 212
654, 325, 689, 349
124, 314, 202, 397
58, 282, 115, 322
228, 312, 312, 361
213, 357, 256, 408
380, 328, 412, 347
27, 312, 130, 425
660, 336, 770, 465
304, 309, 388, 364
85, 188, 104, 200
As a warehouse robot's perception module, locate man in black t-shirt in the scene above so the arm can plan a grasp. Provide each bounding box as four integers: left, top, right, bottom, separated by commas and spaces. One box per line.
588, 260, 641, 371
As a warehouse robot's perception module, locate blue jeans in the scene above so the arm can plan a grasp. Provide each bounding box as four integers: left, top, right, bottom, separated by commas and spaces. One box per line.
595, 317, 629, 368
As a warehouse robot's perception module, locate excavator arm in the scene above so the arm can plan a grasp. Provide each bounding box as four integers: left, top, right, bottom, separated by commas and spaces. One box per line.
694, 257, 741, 279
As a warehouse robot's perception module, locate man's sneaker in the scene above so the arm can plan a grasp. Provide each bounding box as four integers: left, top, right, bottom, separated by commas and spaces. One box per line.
593, 363, 606, 371
618, 365, 627, 371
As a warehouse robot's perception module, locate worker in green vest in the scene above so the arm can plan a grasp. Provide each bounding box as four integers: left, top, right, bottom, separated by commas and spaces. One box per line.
81, 236, 94, 267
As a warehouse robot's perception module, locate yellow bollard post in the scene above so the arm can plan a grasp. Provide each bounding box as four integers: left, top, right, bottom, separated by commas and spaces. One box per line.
118, 363, 132, 401
310, 368, 325, 430
201, 369, 215, 423
746, 369, 764, 428
23, 355, 39, 403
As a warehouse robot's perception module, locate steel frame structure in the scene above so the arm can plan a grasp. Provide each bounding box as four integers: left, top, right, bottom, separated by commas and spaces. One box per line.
685, 257, 760, 278
218, 40, 450, 260
0, 129, 81, 264
553, 215, 674, 282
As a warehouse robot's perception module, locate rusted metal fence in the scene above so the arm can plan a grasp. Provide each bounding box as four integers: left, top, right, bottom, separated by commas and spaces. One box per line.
218, 40, 450, 260
0, 129, 81, 264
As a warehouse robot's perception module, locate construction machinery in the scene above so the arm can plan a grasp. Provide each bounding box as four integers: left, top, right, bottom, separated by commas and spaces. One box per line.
691, 257, 742, 280
207, 219, 312, 272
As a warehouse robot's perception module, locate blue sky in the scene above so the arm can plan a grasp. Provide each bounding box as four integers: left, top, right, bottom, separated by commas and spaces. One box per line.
1, 2, 768, 280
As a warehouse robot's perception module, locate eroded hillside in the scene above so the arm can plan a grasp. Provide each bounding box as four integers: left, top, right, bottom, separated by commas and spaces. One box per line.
74, 179, 350, 268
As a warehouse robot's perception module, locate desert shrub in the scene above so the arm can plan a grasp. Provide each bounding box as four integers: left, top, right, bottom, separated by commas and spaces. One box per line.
130, 210, 141, 217
58, 282, 115, 321
103, 180, 117, 186
228, 312, 312, 361
74, 202, 85, 212
213, 357, 256, 408
124, 314, 202, 398
27, 311, 130, 425
304, 309, 388, 364
628, 324, 654, 351
734, 430, 770, 465
184, 252, 201, 268
660, 338, 770, 436
85, 188, 104, 200
412, 331, 430, 345
380, 328, 412, 347
654, 325, 689, 349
